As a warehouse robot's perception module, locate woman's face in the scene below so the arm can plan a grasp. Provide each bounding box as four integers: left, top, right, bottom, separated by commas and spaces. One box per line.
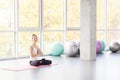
32, 36, 38, 42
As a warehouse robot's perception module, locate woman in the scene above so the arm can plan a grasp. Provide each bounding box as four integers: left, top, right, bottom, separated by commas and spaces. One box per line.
29, 34, 52, 66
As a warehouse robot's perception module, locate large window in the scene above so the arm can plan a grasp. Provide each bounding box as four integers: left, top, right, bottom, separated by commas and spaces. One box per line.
1, 0, 118, 59
96, 0, 106, 42
0, 0, 14, 30
19, 0, 39, 28
97, 0, 120, 45
0, 0, 81, 59
43, 0, 63, 30
67, 0, 80, 28
0, 33, 14, 58
107, 0, 120, 45
107, 0, 120, 30
97, 0, 104, 30
0, 0, 14, 58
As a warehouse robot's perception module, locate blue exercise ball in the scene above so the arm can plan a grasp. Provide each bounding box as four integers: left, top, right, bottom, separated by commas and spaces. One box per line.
100, 40, 105, 52
49, 42, 64, 56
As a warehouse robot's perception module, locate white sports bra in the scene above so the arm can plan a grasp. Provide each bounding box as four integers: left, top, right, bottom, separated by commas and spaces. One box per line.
30, 46, 38, 60
32, 47, 38, 55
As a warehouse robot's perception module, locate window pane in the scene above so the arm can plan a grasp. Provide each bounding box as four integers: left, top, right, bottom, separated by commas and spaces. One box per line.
0, 0, 14, 30
44, 32, 63, 54
67, 0, 80, 28
19, 0, 39, 27
107, 31, 120, 45
107, 0, 120, 29
43, 0, 63, 30
66, 31, 80, 41
97, 31, 105, 40
97, 0, 104, 30
0, 32, 14, 58
18, 32, 40, 57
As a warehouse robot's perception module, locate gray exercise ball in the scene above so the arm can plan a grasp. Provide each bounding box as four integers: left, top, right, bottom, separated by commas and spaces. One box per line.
64, 41, 79, 57
109, 42, 120, 53
74, 40, 80, 55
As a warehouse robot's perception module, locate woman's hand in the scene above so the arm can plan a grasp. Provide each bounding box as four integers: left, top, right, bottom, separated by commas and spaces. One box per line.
37, 48, 43, 56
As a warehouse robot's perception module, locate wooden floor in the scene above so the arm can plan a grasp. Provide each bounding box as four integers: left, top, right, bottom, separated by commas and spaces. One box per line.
0, 53, 120, 80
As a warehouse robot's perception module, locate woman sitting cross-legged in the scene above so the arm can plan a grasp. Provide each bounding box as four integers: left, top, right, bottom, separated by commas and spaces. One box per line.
29, 34, 52, 66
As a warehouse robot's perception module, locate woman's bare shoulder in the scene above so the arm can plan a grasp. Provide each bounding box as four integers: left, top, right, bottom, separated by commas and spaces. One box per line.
30, 45, 33, 49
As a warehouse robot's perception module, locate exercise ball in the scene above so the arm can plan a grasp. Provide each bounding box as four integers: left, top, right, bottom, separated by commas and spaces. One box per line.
109, 42, 120, 53
96, 41, 102, 53
64, 41, 79, 57
100, 41, 105, 52
49, 42, 64, 56
75, 40, 80, 55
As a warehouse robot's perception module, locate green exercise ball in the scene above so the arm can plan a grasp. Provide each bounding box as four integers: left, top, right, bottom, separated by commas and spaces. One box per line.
49, 42, 64, 56
101, 41, 105, 52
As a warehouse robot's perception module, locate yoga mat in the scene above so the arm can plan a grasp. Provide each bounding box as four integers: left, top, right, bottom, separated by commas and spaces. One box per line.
0, 64, 57, 71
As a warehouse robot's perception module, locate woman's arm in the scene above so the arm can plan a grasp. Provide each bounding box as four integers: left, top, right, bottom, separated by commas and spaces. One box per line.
30, 46, 38, 57
37, 48, 43, 56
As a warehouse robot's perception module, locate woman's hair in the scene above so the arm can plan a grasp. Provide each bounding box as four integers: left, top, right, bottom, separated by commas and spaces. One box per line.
32, 34, 37, 40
